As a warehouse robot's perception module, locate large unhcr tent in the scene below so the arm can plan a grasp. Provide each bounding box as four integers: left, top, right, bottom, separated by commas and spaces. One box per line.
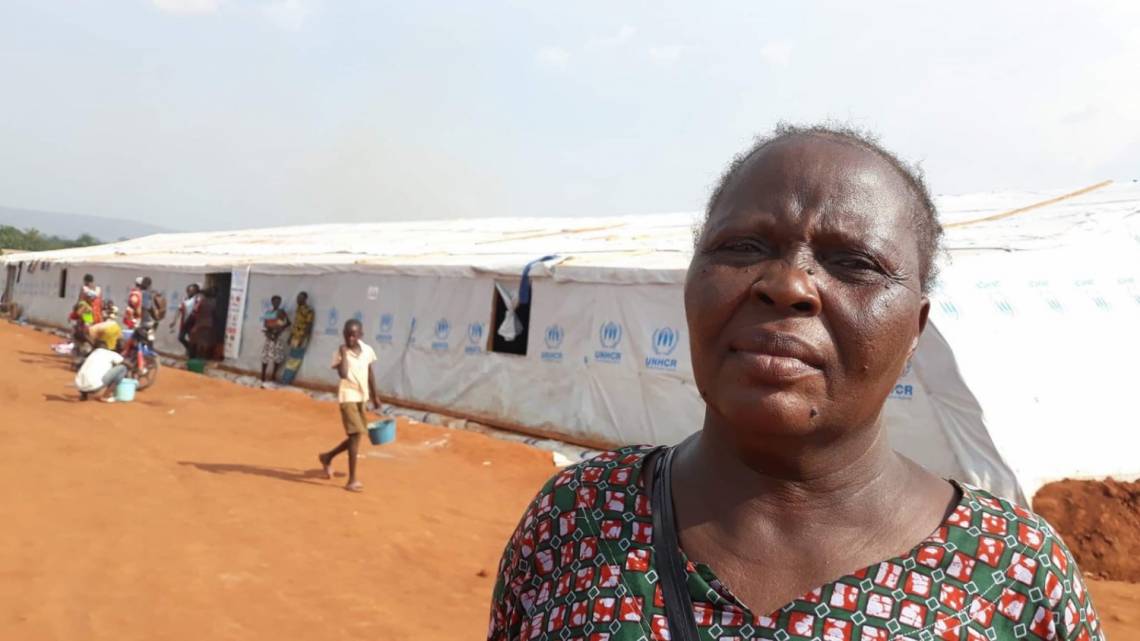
4, 181, 1139, 501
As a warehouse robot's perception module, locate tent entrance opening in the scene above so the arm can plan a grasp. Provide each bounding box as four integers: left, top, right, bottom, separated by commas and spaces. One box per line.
203, 272, 232, 360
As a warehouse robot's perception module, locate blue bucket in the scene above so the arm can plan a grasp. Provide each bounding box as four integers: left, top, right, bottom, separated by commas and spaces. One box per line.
115, 378, 139, 402
367, 418, 397, 445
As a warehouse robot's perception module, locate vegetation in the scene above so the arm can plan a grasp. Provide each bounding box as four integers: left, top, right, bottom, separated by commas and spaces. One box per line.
0, 226, 100, 251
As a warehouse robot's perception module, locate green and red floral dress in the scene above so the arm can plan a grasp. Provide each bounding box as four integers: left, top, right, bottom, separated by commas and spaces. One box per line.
489, 446, 1103, 641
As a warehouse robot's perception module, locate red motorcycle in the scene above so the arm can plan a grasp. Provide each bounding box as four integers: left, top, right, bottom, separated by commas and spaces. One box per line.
121, 326, 161, 390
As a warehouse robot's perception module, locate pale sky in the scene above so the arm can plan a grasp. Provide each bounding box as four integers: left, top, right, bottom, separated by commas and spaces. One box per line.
1, 0, 1137, 232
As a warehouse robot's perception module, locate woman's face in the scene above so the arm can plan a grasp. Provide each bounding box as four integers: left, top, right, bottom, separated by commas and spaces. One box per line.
685, 136, 930, 440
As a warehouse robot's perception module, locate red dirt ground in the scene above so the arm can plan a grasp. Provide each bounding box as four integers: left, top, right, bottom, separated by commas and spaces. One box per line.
0, 322, 554, 640
0, 322, 1135, 639
1034, 478, 1140, 582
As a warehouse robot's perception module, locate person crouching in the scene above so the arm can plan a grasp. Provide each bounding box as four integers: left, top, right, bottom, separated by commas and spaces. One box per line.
75, 341, 129, 403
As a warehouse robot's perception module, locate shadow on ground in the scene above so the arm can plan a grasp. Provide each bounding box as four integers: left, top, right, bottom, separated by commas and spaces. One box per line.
20, 355, 73, 371
177, 461, 343, 486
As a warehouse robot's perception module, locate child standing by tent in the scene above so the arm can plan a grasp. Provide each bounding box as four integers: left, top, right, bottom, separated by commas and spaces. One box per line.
318, 318, 378, 493
260, 295, 291, 382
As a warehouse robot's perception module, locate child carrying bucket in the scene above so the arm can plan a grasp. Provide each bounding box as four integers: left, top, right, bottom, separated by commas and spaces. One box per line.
318, 318, 378, 492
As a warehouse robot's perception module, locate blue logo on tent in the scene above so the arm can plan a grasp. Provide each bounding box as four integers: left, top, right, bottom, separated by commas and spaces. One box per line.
375, 312, 394, 344
646, 327, 679, 370
890, 384, 915, 400
599, 321, 622, 348
545, 324, 564, 349
595, 321, 622, 363
324, 308, 340, 335
465, 322, 484, 354
651, 327, 678, 356
431, 318, 450, 351
467, 322, 483, 344
938, 300, 959, 319
541, 324, 564, 362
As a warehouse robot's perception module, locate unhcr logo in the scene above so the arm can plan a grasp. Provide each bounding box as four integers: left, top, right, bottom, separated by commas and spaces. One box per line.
646, 327, 679, 370
890, 360, 915, 399
890, 383, 915, 400
594, 321, 622, 364
465, 322, 484, 354
541, 324, 564, 362
375, 312, 394, 344
323, 307, 340, 336
432, 318, 450, 351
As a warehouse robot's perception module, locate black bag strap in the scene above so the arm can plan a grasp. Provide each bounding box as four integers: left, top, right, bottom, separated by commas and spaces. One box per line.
651, 446, 701, 641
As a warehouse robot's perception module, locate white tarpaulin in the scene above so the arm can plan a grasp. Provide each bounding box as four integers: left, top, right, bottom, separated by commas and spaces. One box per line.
5, 181, 1139, 501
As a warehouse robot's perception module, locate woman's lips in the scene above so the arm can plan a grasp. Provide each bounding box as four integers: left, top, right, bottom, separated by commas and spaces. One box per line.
731, 350, 818, 382
729, 330, 825, 383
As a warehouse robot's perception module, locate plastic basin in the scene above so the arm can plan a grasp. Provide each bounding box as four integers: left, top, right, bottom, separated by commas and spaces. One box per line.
367, 418, 396, 446
115, 378, 139, 402
187, 358, 207, 373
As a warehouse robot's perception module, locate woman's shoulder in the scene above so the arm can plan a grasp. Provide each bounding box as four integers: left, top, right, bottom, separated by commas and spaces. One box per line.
948, 483, 1100, 627
492, 445, 657, 564
524, 445, 658, 507
489, 446, 658, 626
954, 482, 1064, 546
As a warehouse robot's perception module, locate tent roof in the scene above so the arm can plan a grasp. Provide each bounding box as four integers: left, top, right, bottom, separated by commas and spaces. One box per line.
4, 181, 1138, 284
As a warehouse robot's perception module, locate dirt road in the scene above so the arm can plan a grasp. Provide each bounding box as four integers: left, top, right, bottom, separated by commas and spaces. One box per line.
0, 323, 554, 640
0, 322, 1134, 640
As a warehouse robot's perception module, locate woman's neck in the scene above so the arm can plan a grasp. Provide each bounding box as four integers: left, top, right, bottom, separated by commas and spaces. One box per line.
675, 416, 913, 528
668, 416, 956, 617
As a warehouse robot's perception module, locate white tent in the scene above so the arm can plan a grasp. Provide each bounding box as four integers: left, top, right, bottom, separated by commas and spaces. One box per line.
4, 181, 1139, 501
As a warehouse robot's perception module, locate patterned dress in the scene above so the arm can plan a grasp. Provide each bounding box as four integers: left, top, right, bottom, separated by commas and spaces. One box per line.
489, 446, 1103, 641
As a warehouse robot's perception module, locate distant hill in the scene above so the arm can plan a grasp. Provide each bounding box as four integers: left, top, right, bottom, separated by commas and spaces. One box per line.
0, 206, 171, 243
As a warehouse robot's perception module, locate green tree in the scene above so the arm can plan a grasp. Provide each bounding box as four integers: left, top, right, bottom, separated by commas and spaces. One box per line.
0, 226, 103, 251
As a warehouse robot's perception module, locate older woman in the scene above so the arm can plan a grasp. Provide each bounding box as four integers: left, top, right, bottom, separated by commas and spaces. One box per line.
488, 127, 1102, 640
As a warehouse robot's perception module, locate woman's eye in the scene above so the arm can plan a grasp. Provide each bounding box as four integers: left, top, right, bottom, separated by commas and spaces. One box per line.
722, 239, 768, 253
832, 254, 880, 272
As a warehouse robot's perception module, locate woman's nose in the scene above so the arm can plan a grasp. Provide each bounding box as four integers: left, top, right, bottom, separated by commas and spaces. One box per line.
749, 263, 822, 316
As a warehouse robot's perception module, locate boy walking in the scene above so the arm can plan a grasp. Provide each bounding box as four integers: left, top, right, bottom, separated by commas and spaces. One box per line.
318, 318, 378, 492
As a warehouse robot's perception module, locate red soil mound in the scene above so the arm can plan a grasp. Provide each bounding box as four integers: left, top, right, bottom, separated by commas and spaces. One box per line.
1033, 478, 1140, 582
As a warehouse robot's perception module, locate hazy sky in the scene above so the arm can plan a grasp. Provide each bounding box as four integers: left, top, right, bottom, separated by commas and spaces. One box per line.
1, 1, 1137, 232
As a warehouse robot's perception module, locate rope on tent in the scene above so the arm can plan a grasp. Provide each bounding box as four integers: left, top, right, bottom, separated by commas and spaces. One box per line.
944, 180, 1113, 229
473, 222, 627, 245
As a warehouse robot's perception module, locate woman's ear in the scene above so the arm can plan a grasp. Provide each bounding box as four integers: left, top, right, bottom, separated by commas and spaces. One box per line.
909, 297, 931, 359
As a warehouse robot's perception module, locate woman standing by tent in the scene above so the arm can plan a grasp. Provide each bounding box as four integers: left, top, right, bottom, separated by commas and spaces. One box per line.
79, 273, 103, 324
487, 126, 1103, 640
190, 287, 217, 359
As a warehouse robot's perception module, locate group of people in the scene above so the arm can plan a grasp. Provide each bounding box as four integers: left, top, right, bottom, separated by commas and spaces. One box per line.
258, 291, 314, 382
168, 283, 226, 361
63, 275, 374, 490
69, 274, 164, 402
